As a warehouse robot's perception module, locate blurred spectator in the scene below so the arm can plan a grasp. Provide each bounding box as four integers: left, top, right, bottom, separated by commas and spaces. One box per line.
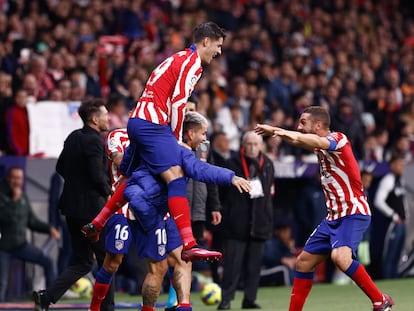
374, 154, 408, 279
363, 134, 380, 162
247, 96, 266, 131
107, 94, 128, 130
28, 55, 55, 100
47, 52, 65, 84
85, 58, 102, 99
294, 174, 326, 247
330, 97, 366, 160
0, 71, 13, 154
266, 61, 299, 115
5, 89, 30, 156
210, 131, 236, 169
261, 220, 297, 286
124, 78, 143, 112
341, 76, 364, 116
225, 76, 251, 129
21, 73, 40, 102
385, 135, 413, 164
69, 70, 87, 101
215, 101, 243, 152
56, 78, 73, 102
0, 166, 60, 302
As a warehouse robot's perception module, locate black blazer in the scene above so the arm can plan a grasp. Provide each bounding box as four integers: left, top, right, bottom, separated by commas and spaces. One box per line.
222, 152, 275, 241
56, 125, 111, 221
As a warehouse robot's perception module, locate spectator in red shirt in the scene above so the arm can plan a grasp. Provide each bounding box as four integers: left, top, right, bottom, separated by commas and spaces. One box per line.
5, 89, 30, 156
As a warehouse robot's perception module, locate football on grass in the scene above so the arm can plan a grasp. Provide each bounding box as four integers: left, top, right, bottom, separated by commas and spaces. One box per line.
70, 277, 93, 298
200, 282, 222, 305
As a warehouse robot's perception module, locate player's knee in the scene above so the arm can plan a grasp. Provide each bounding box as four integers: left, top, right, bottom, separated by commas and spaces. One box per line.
331, 247, 352, 269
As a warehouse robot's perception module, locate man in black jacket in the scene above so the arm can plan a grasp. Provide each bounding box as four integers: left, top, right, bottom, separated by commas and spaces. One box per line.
218, 131, 275, 310
33, 98, 114, 311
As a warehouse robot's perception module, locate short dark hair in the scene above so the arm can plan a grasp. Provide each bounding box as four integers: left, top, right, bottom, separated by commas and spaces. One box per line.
303, 106, 331, 129
389, 152, 405, 164
193, 22, 226, 43
78, 98, 106, 124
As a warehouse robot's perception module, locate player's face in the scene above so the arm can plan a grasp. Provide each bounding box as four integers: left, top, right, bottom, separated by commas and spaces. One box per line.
201, 37, 224, 65
297, 113, 316, 134
189, 123, 208, 150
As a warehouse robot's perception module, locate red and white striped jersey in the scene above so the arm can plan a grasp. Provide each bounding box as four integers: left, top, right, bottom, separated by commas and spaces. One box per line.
130, 47, 202, 142
315, 132, 371, 220
106, 128, 135, 220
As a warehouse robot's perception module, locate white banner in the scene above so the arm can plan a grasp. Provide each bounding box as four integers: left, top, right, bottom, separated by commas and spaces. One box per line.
27, 101, 82, 158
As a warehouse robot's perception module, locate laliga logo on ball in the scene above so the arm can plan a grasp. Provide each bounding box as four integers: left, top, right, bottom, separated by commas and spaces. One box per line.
200, 283, 222, 305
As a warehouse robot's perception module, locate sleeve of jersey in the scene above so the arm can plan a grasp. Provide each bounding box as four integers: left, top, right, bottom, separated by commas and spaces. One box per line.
180, 147, 234, 185
170, 53, 202, 141
325, 133, 340, 151
106, 132, 122, 158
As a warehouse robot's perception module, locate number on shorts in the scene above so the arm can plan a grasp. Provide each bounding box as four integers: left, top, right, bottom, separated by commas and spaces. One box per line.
155, 228, 167, 245
114, 224, 129, 240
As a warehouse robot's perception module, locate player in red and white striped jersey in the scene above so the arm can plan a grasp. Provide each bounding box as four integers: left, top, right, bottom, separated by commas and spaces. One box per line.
121, 22, 227, 262
316, 131, 371, 220
106, 128, 134, 219
255, 106, 393, 311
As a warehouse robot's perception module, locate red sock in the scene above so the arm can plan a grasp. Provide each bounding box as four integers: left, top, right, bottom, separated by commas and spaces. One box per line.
289, 273, 313, 311
89, 282, 110, 311
168, 196, 196, 249
141, 305, 155, 311
92, 182, 127, 230
349, 263, 383, 303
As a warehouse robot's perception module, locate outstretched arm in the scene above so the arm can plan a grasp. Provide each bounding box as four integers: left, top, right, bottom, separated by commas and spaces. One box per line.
255, 124, 330, 151
181, 147, 251, 192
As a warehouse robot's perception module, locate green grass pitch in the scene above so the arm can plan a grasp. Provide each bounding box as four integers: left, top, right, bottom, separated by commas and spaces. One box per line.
39, 278, 413, 310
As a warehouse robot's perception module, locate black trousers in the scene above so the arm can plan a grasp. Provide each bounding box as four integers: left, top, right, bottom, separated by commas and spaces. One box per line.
221, 238, 264, 304
46, 217, 115, 311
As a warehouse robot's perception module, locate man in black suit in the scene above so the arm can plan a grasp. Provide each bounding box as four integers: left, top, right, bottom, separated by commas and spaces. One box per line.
33, 98, 114, 311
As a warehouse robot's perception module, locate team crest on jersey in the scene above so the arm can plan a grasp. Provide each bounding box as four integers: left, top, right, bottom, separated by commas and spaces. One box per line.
115, 240, 124, 250
189, 75, 198, 88
158, 245, 166, 256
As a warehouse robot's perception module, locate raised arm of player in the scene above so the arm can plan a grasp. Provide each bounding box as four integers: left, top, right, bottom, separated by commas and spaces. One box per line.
255, 124, 331, 151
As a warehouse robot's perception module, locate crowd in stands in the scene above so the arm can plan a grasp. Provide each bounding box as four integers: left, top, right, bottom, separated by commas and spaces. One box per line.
0, 0, 414, 163
1, 0, 414, 290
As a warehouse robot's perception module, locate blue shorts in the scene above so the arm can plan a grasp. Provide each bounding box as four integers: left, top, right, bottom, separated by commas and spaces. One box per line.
105, 214, 133, 254
130, 217, 181, 261
304, 214, 371, 258
127, 118, 181, 175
